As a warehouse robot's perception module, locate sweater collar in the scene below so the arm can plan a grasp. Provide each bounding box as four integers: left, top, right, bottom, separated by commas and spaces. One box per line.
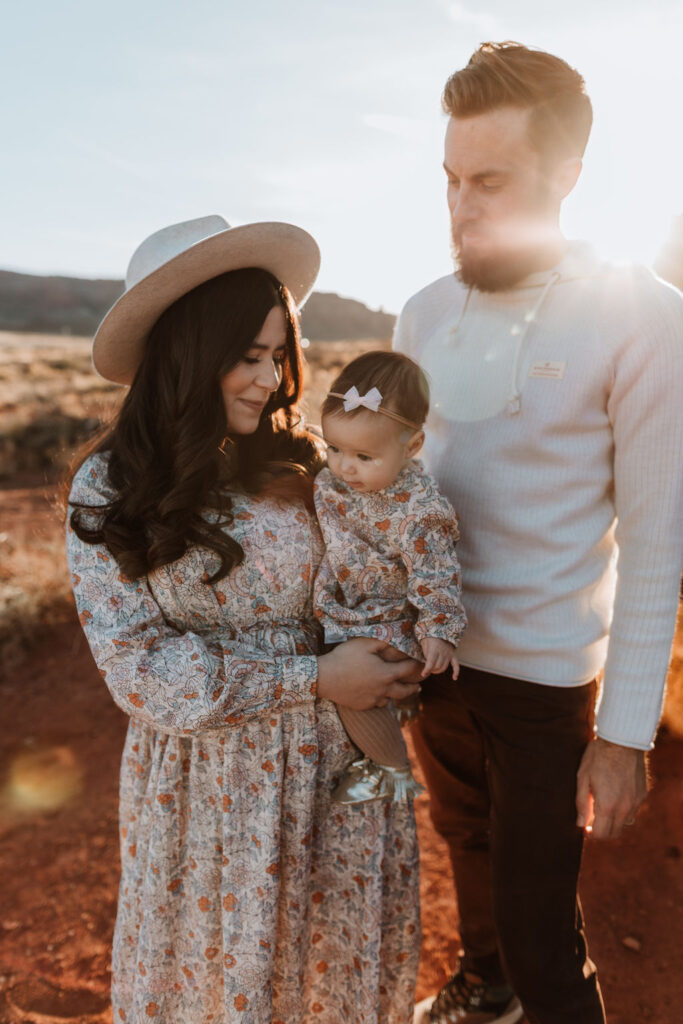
327, 459, 422, 498
510, 240, 601, 290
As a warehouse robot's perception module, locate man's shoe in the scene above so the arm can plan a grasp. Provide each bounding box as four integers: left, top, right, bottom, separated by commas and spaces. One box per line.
413, 968, 523, 1023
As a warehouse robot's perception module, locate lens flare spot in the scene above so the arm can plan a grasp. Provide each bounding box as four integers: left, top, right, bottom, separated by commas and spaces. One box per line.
6, 745, 82, 812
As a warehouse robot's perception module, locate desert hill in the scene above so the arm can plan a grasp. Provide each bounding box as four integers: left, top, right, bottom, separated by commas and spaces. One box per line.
0, 269, 396, 341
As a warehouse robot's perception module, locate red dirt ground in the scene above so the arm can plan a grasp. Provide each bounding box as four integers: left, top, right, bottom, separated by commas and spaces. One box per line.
1, 484, 682, 1024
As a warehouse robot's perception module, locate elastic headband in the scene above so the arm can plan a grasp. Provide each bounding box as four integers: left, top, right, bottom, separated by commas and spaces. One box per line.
326, 386, 422, 431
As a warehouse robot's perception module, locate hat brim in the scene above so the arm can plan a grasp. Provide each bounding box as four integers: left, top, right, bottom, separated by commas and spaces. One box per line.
92, 221, 321, 384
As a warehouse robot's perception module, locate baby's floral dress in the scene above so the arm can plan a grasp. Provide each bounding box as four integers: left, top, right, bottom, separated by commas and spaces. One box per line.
66, 452, 420, 1024
313, 459, 467, 659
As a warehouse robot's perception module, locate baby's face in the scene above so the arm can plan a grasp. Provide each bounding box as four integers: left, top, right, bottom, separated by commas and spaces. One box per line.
322, 410, 414, 492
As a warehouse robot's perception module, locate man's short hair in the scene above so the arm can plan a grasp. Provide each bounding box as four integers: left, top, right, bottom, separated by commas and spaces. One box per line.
443, 41, 593, 163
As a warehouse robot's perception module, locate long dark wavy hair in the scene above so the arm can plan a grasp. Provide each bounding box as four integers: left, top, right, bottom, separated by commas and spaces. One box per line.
63, 267, 322, 583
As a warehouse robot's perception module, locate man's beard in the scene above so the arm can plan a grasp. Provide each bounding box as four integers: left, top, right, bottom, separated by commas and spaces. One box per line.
451, 223, 561, 293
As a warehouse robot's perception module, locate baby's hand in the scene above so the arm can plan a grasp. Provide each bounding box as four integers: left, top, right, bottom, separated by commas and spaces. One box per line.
420, 637, 460, 680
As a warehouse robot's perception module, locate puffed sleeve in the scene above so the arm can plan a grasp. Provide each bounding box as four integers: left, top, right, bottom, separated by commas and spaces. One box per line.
398, 484, 467, 647
66, 455, 318, 736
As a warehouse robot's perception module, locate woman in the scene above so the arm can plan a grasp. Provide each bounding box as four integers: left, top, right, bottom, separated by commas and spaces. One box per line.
65, 215, 422, 1023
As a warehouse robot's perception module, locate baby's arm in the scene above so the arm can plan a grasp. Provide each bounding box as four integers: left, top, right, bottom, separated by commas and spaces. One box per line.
398, 483, 467, 655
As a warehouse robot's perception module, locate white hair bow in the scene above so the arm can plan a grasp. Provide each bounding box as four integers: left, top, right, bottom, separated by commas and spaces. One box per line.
342, 385, 383, 412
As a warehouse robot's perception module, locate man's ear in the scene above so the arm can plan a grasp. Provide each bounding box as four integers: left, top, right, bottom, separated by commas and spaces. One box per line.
553, 156, 582, 200
405, 429, 425, 458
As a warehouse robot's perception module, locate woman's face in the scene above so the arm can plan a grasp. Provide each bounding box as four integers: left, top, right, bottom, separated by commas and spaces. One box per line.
219, 305, 287, 434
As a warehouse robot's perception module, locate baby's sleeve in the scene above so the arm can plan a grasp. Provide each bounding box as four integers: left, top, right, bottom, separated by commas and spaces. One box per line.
398, 488, 467, 647
66, 457, 318, 736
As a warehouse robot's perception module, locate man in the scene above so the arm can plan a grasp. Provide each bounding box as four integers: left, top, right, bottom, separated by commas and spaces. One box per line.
394, 42, 683, 1024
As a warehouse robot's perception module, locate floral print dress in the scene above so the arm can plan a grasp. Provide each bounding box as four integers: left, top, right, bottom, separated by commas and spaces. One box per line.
66, 453, 420, 1024
313, 460, 467, 660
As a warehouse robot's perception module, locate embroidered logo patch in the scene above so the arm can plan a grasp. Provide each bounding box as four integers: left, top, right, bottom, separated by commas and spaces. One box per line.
528, 361, 566, 380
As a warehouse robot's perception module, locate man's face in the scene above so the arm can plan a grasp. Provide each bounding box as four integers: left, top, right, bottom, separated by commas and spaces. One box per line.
444, 107, 562, 291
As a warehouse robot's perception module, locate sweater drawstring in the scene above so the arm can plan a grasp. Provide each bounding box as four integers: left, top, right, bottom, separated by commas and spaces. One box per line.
506, 272, 561, 416
449, 284, 473, 339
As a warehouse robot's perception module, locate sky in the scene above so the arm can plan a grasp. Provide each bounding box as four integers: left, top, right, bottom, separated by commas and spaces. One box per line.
1, 0, 681, 312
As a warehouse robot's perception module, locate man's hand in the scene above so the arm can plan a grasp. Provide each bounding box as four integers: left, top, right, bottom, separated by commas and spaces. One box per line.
576, 737, 649, 839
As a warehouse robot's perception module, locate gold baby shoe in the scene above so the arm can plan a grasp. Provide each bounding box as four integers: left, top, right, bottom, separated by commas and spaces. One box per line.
332, 757, 425, 805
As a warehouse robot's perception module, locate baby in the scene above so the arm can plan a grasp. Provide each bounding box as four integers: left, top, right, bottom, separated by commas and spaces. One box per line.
314, 350, 467, 804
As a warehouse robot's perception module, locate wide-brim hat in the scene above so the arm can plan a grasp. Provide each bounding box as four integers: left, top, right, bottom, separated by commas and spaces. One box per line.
92, 214, 321, 384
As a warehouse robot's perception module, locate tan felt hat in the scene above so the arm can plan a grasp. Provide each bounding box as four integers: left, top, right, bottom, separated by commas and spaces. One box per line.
91, 214, 321, 384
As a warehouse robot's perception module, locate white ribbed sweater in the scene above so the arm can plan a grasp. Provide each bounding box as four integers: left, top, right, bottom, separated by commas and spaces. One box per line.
394, 243, 683, 749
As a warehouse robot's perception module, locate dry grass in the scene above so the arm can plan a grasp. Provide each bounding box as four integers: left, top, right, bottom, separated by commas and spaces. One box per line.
0, 332, 121, 480
0, 504, 74, 673
300, 337, 391, 424
0, 331, 121, 666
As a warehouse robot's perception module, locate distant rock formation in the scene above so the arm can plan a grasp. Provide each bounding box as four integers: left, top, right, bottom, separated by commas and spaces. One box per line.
0, 271, 123, 336
0, 270, 396, 342
300, 291, 395, 341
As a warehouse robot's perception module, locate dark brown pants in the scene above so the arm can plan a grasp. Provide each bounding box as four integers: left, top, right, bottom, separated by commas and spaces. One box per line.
412, 665, 606, 1024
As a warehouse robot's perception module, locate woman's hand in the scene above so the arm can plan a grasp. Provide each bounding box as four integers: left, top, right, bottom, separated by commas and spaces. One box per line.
317, 637, 422, 710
